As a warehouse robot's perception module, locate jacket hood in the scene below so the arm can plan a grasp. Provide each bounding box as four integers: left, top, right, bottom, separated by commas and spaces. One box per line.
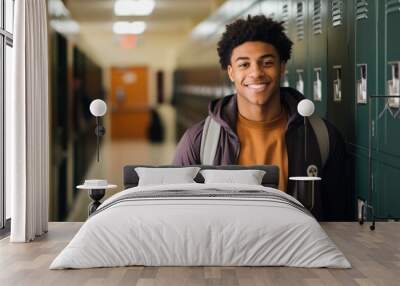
208, 87, 306, 133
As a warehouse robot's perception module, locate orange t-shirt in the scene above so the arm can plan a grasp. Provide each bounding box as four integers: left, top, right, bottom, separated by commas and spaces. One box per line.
237, 108, 289, 192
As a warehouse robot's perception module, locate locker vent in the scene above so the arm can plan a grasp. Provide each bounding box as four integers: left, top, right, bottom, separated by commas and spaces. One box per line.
282, 1, 289, 34
312, 0, 322, 34
386, 0, 400, 14
356, 0, 368, 20
296, 2, 305, 40
331, 0, 343, 27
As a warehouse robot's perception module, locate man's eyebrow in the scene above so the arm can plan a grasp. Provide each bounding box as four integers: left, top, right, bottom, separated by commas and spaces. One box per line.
235, 56, 250, 62
234, 54, 276, 62
260, 54, 276, 59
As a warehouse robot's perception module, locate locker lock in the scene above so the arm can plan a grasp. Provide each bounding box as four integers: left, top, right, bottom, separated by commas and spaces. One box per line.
296, 69, 304, 94
388, 61, 400, 108
333, 65, 342, 102
357, 64, 367, 104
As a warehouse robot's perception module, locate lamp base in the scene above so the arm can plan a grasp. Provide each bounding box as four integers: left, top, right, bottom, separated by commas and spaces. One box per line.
88, 189, 105, 216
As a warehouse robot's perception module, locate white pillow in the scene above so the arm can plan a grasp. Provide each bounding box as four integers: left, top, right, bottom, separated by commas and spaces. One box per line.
200, 169, 266, 185
135, 167, 201, 186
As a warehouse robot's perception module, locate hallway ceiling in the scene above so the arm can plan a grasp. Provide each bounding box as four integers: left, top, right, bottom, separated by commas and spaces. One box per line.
57, 0, 227, 68
65, 0, 224, 33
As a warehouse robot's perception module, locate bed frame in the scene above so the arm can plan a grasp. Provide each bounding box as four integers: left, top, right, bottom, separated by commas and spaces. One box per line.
123, 165, 279, 189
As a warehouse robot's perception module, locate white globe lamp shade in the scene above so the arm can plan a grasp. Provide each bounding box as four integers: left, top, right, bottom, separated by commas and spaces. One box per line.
297, 99, 315, 117
90, 99, 107, 117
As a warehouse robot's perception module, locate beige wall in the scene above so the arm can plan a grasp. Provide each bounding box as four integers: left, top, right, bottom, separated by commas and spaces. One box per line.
175, 36, 221, 69
69, 25, 190, 105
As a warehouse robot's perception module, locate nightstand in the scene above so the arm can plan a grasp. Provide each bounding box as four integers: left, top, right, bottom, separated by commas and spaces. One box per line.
77, 180, 117, 216
289, 176, 321, 210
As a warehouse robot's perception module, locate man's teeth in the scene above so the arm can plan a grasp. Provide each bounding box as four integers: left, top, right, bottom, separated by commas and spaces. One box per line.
247, 83, 267, 89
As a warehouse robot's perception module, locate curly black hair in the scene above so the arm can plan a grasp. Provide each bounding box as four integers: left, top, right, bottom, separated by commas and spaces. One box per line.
217, 15, 293, 70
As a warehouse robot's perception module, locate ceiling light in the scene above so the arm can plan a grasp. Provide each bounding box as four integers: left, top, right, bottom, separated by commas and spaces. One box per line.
114, 0, 155, 16
113, 21, 147, 34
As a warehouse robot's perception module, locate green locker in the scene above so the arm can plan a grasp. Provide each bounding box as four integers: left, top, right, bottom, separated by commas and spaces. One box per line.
374, 0, 400, 218
280, 0, 297, 88
291, 0, 310, 99
378, 0, 400, 156
375, 154, 400, 218
354, 0, 378, 150
307, 0, 328, 117
326, 0, 355, 144
353, 0, 378, 216
354, 149, 370, 204
326, 0, 356, 218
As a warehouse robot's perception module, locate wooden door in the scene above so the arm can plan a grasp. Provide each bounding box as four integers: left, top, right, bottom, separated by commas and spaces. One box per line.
110, 66, 150, 139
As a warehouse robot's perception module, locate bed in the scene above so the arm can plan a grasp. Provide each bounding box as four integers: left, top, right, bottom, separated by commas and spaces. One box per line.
50, 165, 350, 269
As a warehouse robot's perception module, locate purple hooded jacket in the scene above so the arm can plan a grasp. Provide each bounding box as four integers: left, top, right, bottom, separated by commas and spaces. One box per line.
173, 87, 352, 221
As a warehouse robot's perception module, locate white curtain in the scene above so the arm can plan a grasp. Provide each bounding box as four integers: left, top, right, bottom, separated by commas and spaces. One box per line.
7, 0, 49, 242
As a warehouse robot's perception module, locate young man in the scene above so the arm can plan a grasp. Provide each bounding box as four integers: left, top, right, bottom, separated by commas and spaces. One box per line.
173, 15, 351, 221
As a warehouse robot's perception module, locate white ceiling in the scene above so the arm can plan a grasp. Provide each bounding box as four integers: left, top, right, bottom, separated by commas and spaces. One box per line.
56, 0, 226, 69
65, 0, 224, 33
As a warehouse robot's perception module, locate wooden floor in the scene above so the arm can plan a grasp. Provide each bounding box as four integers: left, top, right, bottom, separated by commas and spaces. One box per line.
0, 222, 399, 286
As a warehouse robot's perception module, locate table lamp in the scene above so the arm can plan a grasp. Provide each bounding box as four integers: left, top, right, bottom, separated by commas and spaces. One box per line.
289, 99, 320, 211
89, 99, 107, 162
77, 99, 116, 217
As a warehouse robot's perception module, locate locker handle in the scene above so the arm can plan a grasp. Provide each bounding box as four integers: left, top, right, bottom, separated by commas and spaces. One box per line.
356, 64, 367, 104
282, 70, 289, 87
313, 67, 322, 101
333, 65, 342, 102
387, 61, 400, 108
296, 69, 304, 94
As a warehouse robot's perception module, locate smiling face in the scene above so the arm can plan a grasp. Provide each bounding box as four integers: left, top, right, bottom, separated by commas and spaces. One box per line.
227, 41, 286, 108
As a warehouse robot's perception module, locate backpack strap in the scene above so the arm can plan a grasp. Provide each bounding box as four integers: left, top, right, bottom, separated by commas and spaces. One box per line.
200, 116, 221, 165
200, 114, 330, 168
308, 114, 330, 168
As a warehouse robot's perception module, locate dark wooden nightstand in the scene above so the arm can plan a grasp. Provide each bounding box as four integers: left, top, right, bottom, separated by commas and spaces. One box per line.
77, 182, 117, 216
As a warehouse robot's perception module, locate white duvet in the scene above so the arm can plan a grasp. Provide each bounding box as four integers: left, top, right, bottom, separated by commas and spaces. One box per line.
50, 183, 351, 269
